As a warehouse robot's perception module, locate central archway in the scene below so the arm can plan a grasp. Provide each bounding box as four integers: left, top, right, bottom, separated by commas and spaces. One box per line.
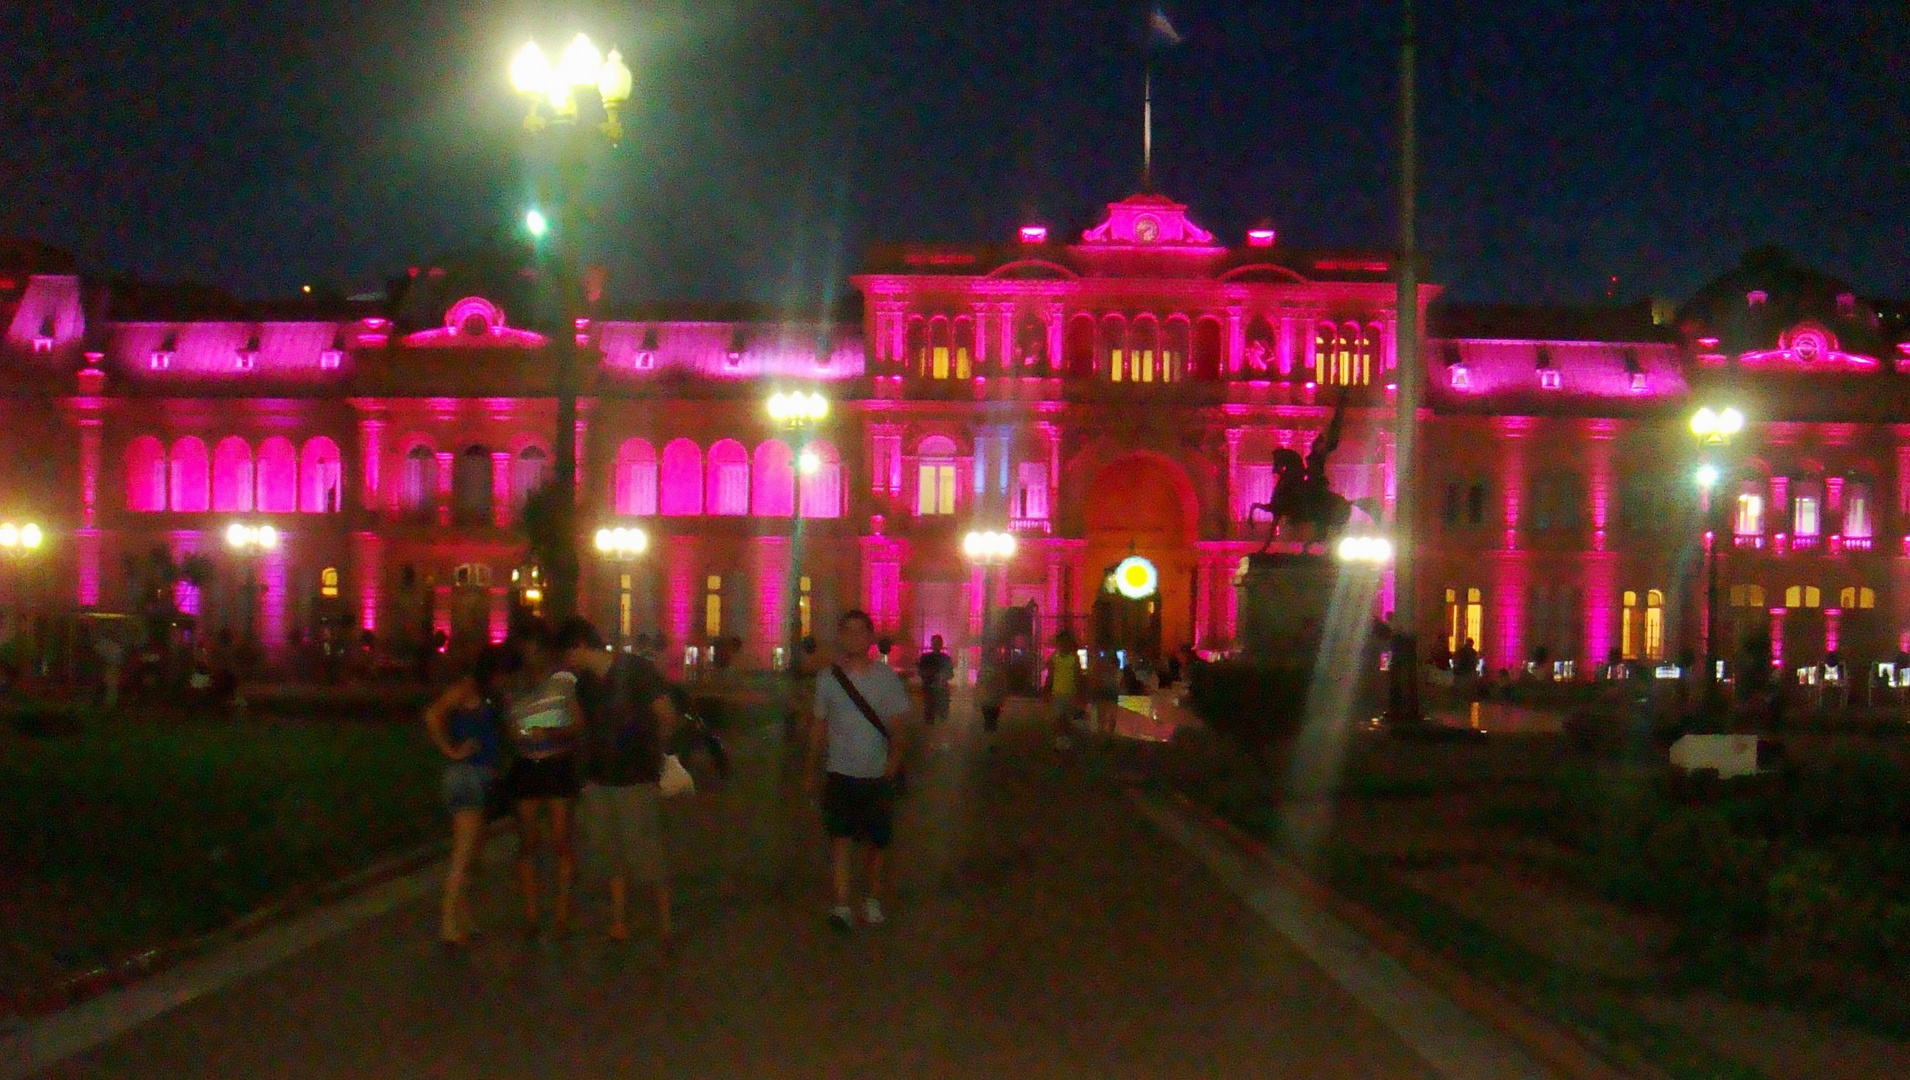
1080, 452, 1198, 662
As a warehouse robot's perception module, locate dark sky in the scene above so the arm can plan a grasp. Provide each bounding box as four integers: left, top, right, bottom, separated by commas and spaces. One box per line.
6, 1, 1910, 309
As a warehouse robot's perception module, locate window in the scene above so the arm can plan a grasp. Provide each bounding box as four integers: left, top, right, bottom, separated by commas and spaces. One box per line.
1237, 462, 1274, 522
511, 446, 549, 514
1838, 586, 1877, 609
1844, 482, 1872, 539
1783, 585, 1822, 609
1729, 584, 1767, 608
614, 439, 657, 516
618, 572, 634, 641
1444, 479, 1489, 527
1530, 472, 1584, 533
1444, 586, 1483, 657
707, 439, 749, 516
1620, 590, 1665, 661
125, 436, 168, 512
1312, 323, 1377, 387
1467, 482, 1487, 526
659, 439, 703, 516
752, 440, 794, 517
168, 437, 209, 513
320, 567, 340, 599
212, 437, 254, 512
399, 445, 437, 519
258, 437, 298, 512
451, 446, 492, 526
1016, 462, 1050, 521
799, 575, 813, 638
916, 436, 959, 516
1736, 489, 1765, 536
704, 574, 723, 637
1792, 482, 1822, 538
300, 437, 342, 514
800, 439, 843, 519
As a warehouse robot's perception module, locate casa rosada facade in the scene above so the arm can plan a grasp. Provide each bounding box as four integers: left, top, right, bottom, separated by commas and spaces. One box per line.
4, 193, 1909, 680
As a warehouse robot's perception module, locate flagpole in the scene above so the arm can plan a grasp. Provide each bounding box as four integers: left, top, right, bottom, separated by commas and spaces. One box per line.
1143, 63, 1153, 191
1388, 0, 1424, 725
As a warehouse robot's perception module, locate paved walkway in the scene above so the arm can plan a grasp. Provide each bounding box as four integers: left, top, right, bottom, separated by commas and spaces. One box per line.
24, 704, 1557, 1080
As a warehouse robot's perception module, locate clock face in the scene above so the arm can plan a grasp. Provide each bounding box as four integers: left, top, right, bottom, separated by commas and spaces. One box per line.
1134, 215, 1160, 243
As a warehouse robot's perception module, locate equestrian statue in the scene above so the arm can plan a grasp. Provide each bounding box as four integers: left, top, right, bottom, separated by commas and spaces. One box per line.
1246, 390, 1382, 554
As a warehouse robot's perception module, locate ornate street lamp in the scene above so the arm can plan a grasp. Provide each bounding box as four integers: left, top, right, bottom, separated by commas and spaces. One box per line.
0, 522, 45, 664
225, 522, 279, 649
963, 529, 1017, 674
508, 33, 634, 622
1691, 405, 1745, 714
768, 390, 828, 697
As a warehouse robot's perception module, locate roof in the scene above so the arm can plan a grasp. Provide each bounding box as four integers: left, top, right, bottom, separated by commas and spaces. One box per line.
1427, 300, 1676, 343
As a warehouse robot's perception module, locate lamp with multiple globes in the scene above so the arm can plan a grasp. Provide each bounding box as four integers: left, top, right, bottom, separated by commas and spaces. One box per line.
1335, 535, 1394, 564
1690, 404, 1744, 712
593, 526, 649, 561
0, 522, 43, 553
962, 530, 1017, 563
511, 35, 633, 141
225, 523, 279, 553
1690, 406, 1745, 445
767, 391, 829, 426
767, 389, 829, 678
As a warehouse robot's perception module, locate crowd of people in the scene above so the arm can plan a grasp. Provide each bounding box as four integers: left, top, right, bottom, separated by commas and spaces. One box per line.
423, 610, 1190, 946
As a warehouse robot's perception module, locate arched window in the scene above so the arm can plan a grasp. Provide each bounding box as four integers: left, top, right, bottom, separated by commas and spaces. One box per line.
168, 437, 209, 513
926, 317, 952, 379
1645, 589, 1665, 661
951, 315, 975, 380
800, 438, 842, 519
1243, 315, 1275, 376
752, 440, 794, 517
300, 436, 342, 513
320, 567, 340, 598
257, 437, 297, 512
1837, 586, 1876, 609
1312, 322, 1339, 385
1065, 313, 1096, 377
916, 435, 959, 516
905, 317, 928, 375
511, 446, 548, 513
399, 445, 437, 519
1783, 585, 1822, 609
1843, 481, 1873, 540
1129, 318, 1160, 383
1735, 481, 1766, 537
451, 446, 492, 525
1014, 314, 1046, 371
125, 436, 167, 512
1162, 318, 1190, 383
707, 439, 750, 516
211, 437, 254, 512
1191, 317, 1224, 379
613, 438, 657, 516
659, 438, 703, 516
1791, 479, 1823, 539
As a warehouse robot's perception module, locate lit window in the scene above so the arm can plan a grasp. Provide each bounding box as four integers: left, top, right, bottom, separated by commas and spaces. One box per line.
1016, 462, 1049, 521
1793, 493, 1820, 537
917, 463, 956, 515
320, 567, 340, 598
799, 575, 813, 638
1844, 483, 1872, 539
1645, 589, 1665, 661
1445, 586, 1483, 658
1735, 491, 1764, 536
704, 574, 722, 637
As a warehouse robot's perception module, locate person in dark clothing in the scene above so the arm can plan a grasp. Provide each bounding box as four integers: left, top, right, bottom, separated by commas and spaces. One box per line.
916, 635, 954, 726
555, 616, 681, 945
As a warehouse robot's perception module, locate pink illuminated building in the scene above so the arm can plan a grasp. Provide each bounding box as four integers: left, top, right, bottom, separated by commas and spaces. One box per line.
1, 208, 1904, 680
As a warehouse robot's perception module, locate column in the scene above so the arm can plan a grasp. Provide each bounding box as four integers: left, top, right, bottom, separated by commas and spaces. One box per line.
491, 451, 512, 527
1277, 316, 1298, 378
1770, 608, 1787, 670
1583, 552, 1618, 671
261, 543, 288, 657
1224, 428, 1243, 526
972, 302, 992, 371
1494, 416, 1531, 551
998, 302, 1015, 372
749, 536, 790, 669
1225, 305, 1244, 376
434, 451, 453, 527
357, 417, 385, 512
488, 587, 510, 644
1771, 476, 1790, 539
1045, 304, 1065, 374
77, 417, 102, 606
352, 531, 383, 633
1587, 420, 1616, 552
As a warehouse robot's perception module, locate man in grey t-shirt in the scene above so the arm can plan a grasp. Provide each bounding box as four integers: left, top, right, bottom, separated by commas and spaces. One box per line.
806, 609, 912, 931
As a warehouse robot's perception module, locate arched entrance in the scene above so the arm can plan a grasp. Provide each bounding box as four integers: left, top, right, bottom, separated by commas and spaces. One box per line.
1081, 452, 1198, 663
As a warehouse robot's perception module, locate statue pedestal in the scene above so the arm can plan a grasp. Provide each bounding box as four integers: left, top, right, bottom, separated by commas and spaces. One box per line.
1233, 552, 1339, 666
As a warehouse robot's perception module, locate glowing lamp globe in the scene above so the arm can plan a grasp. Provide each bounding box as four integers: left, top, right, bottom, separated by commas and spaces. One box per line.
1112, 555, 1158, 600
226, 523, 250, 548
1695, 463, 1721, 490
798, 450, 821, 475
560, 34, 603, 89
599, 49, 632, 105
21, 523, 41, 549
257, 525, 279, 550
511, 41, 552, 96
0, 525, 15, 548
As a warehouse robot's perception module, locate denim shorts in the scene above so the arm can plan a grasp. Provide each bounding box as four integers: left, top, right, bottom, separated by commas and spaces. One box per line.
442, 762, 496, 813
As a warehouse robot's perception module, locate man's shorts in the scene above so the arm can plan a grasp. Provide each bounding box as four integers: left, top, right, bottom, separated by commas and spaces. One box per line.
579, 781, 667, 883
822, 773, 895, 848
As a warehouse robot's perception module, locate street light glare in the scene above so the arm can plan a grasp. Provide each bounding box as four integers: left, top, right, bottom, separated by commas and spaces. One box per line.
0, 525, 15, 548
1696, 463, 1721, 490
257, 525, 279, 550
807, 392, 828, 420
226, 523, 249, 548
767, 392, 788, 421
560, 33, 603, 89
21, 523, 41, 549
599, 48, 632, 106
595, 528, 614, 553
525, 209, 548, 237
511, 41, 552, 96
1691, 407, 1717, 437
1719, 407, 1745, 435
798, 450, 821, 475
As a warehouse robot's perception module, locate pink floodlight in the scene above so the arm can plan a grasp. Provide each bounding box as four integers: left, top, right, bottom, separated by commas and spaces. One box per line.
1246, 228, 1275, 248
1019, 225, 1048, 244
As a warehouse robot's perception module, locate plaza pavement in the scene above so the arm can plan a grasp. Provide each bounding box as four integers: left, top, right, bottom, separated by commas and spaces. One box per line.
21, 701, 1559, 1080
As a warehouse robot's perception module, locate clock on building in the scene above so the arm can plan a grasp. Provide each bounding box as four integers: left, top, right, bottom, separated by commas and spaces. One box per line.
1134, 215, 1159, 243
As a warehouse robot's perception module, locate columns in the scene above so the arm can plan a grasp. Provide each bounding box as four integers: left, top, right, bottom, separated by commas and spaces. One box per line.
1770, 476, 1790, 538
357, 417, 385, 512
1277, 315, 1298, 378
261, 543, 288, 656
1045, 304, 1065, 373
998, 301, 1015, 372
749, 536, 791, 669
491, 451, 512, 527
1224, 428, 1244, 526
352, 531, 383, 633
77, 417, 102, 607
1493, 416, 1532, 551
1770, 608, 1787, 670
1225, 305, 1244, 376
972, 302, 992, 371
1586, 420, 1616, 552
434, 451, 453, 527
1583, 552, 1618, 670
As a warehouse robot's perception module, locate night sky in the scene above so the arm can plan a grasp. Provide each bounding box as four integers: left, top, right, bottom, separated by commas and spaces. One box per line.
6, 1, 1910, 309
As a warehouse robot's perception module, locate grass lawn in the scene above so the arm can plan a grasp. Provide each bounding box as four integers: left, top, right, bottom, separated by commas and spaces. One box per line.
1157, 723, 1910, 1080
0, 708, 440, 1003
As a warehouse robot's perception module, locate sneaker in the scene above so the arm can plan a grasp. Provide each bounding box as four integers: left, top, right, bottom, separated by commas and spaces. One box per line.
828, 905, 855, 933
862, 897, 886, 926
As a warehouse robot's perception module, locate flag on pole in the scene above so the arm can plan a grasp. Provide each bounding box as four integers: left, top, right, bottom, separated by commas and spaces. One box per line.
1148, 6, 1183, 48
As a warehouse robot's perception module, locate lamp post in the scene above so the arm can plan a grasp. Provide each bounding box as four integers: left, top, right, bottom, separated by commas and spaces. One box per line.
225, 522, 279, 652
509, 34, 634, 623
963, 529, 1017, 677
1691, 405, 1745, 714
0, 522, 45, 670
768, 390, 828, 681
593, 525, 649, 649
1386, 0, 1424, 727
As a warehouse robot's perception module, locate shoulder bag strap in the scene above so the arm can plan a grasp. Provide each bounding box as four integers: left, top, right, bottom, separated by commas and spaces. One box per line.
830, 664, 891, 743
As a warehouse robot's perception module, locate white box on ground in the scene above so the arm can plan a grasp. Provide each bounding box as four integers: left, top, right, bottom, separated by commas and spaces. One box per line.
1669, 733, 1764, 778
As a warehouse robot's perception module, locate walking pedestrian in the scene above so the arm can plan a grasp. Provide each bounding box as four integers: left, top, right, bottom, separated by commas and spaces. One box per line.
805, 609, 912, 931
916, 634, 954, 726
423, 643, 514, 947
501, 620, 583, 936
1046, 631, 1082, 748
556, 617, 681, 946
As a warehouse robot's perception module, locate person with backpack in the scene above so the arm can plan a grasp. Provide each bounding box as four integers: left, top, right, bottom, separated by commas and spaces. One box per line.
805, 609, 912, 932
555, 617, 682, 946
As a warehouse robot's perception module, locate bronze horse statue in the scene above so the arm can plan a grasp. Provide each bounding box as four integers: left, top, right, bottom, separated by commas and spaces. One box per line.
1245, 391, 1382, 553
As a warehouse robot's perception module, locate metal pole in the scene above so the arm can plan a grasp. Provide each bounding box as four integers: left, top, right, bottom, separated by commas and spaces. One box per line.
1143, 66, 1153, 191
1387, 0, 1423, 723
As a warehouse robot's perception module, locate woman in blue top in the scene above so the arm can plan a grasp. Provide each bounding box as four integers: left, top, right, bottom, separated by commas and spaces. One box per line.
423, 643, 514, 947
